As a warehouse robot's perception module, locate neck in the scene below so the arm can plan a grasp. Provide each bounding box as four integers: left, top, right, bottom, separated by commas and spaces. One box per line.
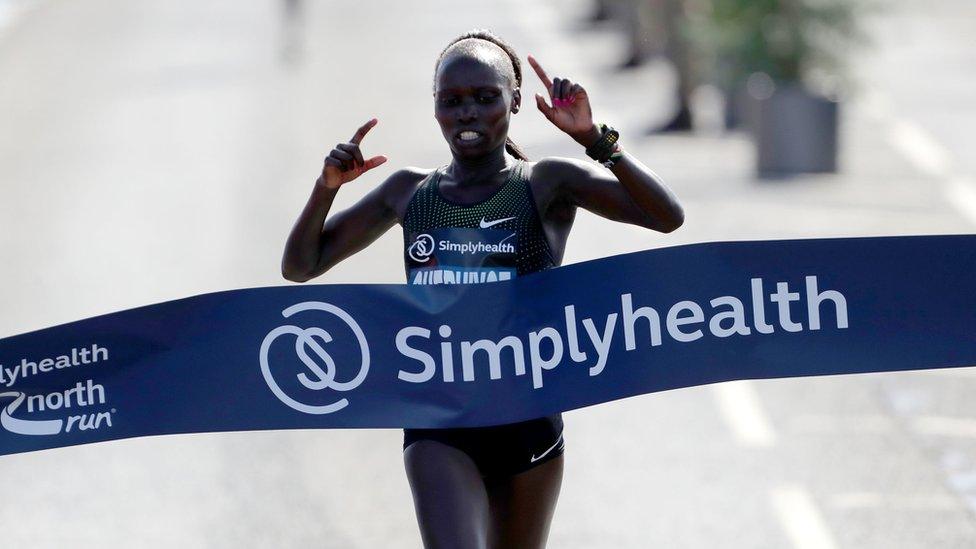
446, 144, 514, 185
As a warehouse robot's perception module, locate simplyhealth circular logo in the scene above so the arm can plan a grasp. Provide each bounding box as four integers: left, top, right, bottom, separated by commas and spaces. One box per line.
407, 233, 435, 263
259, 301, 370, 415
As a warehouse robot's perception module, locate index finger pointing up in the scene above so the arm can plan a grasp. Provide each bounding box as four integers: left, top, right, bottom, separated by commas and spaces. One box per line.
527, 55, 553, 93
350, 118, 378, 145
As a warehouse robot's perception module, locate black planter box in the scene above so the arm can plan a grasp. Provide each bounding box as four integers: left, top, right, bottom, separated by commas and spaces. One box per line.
754, 85, 839, 178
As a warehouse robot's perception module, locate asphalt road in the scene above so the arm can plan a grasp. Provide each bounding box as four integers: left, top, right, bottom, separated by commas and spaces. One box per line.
1, 0, 975, 547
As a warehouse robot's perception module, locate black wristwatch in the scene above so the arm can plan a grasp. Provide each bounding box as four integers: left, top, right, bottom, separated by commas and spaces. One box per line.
584, 123, 622, 168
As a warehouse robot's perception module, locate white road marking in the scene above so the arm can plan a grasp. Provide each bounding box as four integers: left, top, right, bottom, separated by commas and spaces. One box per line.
912, 416, 976, 438
940, 451, 976, 515
829, 492, 958, 510
789, 413, 895, 434
943, 176, 976, 226
770, 485, 839, 549
887, 118, 952, 178
945, 470, 976, 493
868, 88, 976, 226
944, 471, 976, 515
712, 380, 776, 447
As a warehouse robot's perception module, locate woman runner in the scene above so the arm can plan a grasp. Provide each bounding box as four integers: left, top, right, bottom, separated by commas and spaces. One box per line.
282, 29, 684, 549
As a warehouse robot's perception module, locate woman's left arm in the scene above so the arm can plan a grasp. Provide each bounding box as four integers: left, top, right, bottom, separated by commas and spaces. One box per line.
527, 55, 684, 232
536, 148, 684, 232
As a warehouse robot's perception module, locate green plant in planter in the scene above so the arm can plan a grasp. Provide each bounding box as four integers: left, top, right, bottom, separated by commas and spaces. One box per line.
691, 0, 874, 95
688, 0, 877, 175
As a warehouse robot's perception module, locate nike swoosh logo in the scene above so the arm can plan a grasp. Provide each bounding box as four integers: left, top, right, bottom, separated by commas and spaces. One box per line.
530, 433, 565, 463
479, 216, 516, 229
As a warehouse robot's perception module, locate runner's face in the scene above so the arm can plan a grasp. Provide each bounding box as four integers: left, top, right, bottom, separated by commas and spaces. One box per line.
434, 56, 518, 158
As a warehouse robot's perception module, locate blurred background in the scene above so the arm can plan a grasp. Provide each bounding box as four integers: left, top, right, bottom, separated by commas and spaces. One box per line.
1, 0, 975, 547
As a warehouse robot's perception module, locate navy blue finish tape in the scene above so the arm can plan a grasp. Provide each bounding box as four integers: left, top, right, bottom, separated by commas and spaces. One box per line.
1, 234, 974, 456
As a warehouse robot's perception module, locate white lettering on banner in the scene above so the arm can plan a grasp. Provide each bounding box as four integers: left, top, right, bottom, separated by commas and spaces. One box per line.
396, 327, 436, 383
667, 301, 705, 342
0, 343, 109, 388
563, 305, 588, 362
581, 314, 617, 377
460, 336, 526, 382
395, 276, 850, 389
262, 276, 849, 415
528, 328, 563, 389
751, 278, 776, 334
439, 325, 456, 382
771, 282, 803, 332
708, 296, 752, 337
25, 379, 105, 412
806, 276, 849, 330
0, 379, 114, 436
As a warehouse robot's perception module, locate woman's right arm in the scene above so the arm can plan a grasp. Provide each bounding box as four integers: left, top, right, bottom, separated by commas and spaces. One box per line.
281, 118, 398, 282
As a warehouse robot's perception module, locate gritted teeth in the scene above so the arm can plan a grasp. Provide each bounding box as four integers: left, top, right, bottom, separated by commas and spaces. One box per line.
458, 131, 482, 141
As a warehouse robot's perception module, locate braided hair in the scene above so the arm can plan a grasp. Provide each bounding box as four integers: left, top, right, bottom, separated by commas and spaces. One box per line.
433, 29, 529, 161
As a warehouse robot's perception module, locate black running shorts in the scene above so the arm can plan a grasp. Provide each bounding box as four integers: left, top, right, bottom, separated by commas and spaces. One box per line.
403, 414, 565, 480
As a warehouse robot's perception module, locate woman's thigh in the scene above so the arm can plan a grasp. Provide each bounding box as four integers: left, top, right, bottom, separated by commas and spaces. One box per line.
485, 454, 565, 549
403, 439, 491, 549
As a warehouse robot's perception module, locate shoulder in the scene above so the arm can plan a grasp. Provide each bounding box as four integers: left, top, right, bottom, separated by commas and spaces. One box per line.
379, 166, 434, 191
529, 156, 602, 186
521, 157, 589, 215
374, 166, 435, 202
527, 156, 608, 205
378, 166, 438, 221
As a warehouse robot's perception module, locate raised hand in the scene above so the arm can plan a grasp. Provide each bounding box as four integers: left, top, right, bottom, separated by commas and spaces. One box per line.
320, 118, 388, 189
527, 54, 597, 144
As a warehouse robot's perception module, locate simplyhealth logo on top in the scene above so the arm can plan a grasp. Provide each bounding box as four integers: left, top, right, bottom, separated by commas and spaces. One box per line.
260, 275, 850, 416
0, 344, 115, 436
406, 227, 517, 285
